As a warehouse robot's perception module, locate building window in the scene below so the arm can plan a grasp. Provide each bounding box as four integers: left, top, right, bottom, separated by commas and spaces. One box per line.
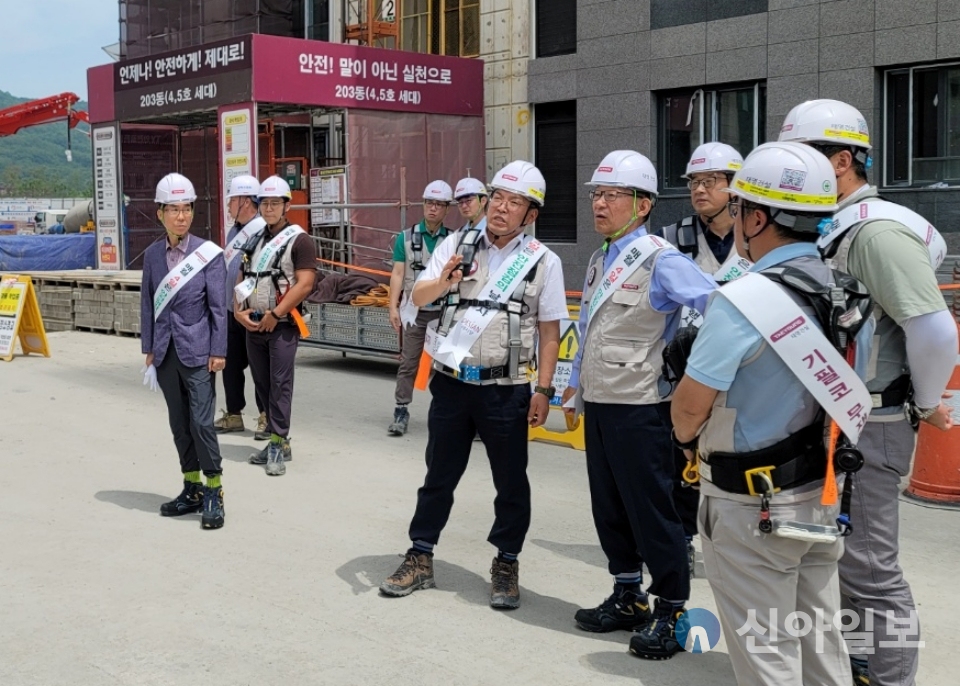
885, 63, 960, 187
535, 0, 576, 58
658, 83, 766, 192
534, 101, 577, 243
401, 0, 479, 57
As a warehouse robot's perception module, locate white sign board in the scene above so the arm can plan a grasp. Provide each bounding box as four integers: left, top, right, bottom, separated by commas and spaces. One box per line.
92, 124, 122, 269
309, 166, 346, 227
219, 103, 258, 242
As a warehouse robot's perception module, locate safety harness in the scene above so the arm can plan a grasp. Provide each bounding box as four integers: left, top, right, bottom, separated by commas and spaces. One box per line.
436, 227, 538, 381
239, 223, 302, 319
662, 216, 700, 259
664, 264, 872, 535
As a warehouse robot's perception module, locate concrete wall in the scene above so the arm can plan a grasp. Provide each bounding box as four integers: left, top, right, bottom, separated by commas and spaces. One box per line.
528, 0, 960, 287
480, 0, 531, 182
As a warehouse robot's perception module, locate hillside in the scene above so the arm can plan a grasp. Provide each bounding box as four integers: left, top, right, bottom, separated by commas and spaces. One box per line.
0, 90, 93, 197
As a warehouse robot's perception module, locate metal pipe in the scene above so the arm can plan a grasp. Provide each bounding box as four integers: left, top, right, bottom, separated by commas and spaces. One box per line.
289, 202, 399, 209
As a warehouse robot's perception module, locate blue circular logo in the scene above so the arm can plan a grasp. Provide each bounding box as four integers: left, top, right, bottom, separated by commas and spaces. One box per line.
675, 608, 722, 654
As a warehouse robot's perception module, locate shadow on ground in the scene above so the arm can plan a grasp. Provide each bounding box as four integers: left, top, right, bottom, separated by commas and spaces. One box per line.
581, 648, 737, 684
336, 554, 626, 644
529, 539, 608, 569
94, 490, 198, 523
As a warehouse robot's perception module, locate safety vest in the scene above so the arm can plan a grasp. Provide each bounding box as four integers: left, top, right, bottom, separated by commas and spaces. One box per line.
434, 228, 547, 385
824, 193, 922, 404
402, 222, 450, 311
240, 222, 302, 316
660, 216, 725, 275
578, 244, 670, 405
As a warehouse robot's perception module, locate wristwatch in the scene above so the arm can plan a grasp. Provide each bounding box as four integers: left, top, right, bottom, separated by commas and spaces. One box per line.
533, 385, 556, 398
907, 403, 938, 424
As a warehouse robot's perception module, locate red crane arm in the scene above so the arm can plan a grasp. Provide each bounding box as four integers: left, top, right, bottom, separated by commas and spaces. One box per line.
0, 92, 88, 137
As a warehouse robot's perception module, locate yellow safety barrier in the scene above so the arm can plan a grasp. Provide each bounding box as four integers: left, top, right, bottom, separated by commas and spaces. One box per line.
528, 304, 584, 451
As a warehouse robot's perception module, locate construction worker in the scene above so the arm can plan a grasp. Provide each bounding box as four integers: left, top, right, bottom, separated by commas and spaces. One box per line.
140, 173, 227, 530
671, 141, 874, 686
453, 176, 488, 231
559, 151, 717, 659
655, 141, 745, 575
214, 174, 267, 438
235, 175, 318, 477
378, 160, 566, 610
780, 99, 956, 686
387, 180, 454, 436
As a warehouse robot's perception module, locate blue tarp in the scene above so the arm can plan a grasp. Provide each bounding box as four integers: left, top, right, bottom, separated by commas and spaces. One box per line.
0, 233, 96, 271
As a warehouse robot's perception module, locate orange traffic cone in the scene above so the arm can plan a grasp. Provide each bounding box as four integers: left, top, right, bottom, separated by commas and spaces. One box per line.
905, 358, 960, 507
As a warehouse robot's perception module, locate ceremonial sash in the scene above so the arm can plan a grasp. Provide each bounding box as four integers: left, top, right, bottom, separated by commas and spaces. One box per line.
234, 225, 304, 303
721, 272, 870, 442
153, 240, 223, 320
429, 236, 549, 369
224, 217, 266, 271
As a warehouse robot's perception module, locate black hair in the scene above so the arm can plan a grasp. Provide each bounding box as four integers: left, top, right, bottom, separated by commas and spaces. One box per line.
812, 143, 868, 181
742, 200, 819, 243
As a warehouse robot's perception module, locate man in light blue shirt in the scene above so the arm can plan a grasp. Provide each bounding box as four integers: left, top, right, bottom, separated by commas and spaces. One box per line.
671, 142, 867, 686
560, 151, 715, 660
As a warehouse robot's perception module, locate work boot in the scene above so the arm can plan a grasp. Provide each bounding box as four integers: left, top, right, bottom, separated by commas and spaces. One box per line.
575, 586, 652, 633
265, 441, 286, 476
214, 410, 244, 433
388, 406, 410, 436
159, 480, 203, 517
254, 411, 270, 440
249, 438, 292, 464
629, 599, 686, 660
379, 551, 435, 597
851, 657, 870, 685
489, 558, 520, 610
201, 485, 225, 530
687, 539, 696, 579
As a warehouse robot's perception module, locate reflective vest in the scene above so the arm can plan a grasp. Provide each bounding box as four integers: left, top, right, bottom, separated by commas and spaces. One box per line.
402, 222, 450, 311
579, 245, 669, 405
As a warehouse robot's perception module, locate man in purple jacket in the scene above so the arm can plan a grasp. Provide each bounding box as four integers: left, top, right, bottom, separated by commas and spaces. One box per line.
140, 173, 228, 530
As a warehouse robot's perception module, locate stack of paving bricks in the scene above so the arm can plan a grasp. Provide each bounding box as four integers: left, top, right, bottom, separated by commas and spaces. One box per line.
36, 284, 75, 332
113, 291, 141, 335
73, 284, 115, 333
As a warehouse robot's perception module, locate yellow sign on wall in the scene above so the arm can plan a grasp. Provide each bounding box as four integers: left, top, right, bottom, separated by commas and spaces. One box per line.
0, 275, 50, 362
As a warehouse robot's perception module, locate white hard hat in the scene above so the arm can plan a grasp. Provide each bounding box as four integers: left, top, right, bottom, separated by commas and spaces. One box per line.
423, 180, 454, 203
226, 174, 260, 199
725, 141, 838, 221
490, 160, 546, 207
684, 142, 743, 178
258, 175, 292, 200
155, 173, 197, 204
779, 99, 871, 151
586, 150, 659, 197
454, 177, 488, 199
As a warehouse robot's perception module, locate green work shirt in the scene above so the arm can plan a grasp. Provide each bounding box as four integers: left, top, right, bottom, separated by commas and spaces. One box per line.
393, 221, 450, 263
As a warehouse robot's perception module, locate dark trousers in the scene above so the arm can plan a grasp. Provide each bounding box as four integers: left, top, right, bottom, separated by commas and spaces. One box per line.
408, 372, 532, 554
584, 400, 690, 601
223, 315, 265, 415
156, 343, 223, 477
247, 323, 299, 438
672, 445, 700, 538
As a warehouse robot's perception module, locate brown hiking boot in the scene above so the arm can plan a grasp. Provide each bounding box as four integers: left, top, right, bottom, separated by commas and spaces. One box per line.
490, 558, 520, 610
379, 551, 435, 597
254, 412, 270, 440
214, 410, 244, 433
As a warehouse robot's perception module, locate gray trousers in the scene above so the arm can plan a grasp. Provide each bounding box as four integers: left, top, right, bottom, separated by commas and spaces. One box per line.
247, 323, 299, 438
156, 343, 223, 476
394, 309, 440, 405
839, 418, 920, 686
700, 494, 851, 686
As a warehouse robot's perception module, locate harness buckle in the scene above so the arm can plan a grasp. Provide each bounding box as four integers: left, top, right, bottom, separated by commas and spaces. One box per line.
507, 338, 523, 348
507, 301, 523, 314
744, 466, 779, 497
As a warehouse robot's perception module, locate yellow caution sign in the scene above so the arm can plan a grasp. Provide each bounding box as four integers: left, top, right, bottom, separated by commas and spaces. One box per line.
558, 320, 579, 362
0, 274, 50, 362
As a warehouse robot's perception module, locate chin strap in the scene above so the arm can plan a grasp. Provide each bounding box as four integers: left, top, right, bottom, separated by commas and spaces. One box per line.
702, 206, 726, 225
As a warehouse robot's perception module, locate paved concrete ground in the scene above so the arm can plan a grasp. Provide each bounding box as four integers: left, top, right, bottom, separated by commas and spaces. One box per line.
1, 331, 956, 686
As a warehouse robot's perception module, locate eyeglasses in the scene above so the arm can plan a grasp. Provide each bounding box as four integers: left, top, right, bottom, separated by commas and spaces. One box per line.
726, 201, 741, 218
423, 200, 449, 209
489, 192, 531, 212
456, 195, 478, 205
687, 175, 725, 191
260, 199, 287, 208
162, 206, 193, 217
588, 190, 633, 203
